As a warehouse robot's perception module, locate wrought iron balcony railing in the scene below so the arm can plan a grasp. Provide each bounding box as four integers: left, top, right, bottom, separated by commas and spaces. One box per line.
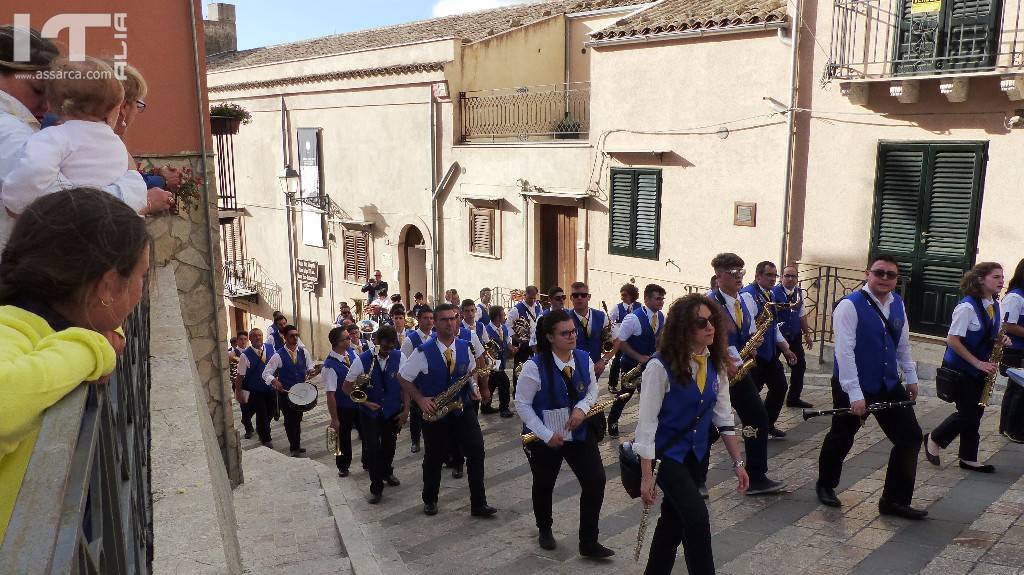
459, 82, 590, 143
0, 300, 152, 574
225, 258, 283, 309
827, 0, 1024, 81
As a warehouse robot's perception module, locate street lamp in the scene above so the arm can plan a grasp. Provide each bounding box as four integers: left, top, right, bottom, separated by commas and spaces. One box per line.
280, 164, 300, 320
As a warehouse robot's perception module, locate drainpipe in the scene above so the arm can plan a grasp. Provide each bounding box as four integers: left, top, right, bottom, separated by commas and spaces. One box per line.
429, 88, 439, 305
779, 0, 802, 267
282, 97, 298, 321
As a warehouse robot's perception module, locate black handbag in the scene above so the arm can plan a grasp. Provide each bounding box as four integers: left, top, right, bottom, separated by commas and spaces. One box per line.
935, 367, 961, 403
618, 410, 706, 499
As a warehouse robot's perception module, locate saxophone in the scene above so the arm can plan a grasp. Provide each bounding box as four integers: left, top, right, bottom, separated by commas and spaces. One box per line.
423, 364, 490, 422
600, 301, 614, 353
729, 301, 776, 386
521, 391, 633, 445
979, 316, 1008, 407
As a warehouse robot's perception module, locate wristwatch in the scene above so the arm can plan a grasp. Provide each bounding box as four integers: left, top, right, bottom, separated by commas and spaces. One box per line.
733, 459, 745, 469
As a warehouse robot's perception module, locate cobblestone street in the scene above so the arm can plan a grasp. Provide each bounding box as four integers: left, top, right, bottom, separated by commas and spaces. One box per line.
236, 371, 1024, 575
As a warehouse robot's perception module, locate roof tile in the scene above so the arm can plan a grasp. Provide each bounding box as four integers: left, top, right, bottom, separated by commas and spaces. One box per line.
589, 0, 787, 40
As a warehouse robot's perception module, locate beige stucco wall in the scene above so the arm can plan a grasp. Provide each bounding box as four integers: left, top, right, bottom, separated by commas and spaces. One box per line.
458, 15, 566, 94
566, 11, 631, 85
586, 32, 794, 301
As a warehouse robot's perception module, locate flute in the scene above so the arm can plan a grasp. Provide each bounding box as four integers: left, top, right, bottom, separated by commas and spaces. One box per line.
802, 400, 916, 420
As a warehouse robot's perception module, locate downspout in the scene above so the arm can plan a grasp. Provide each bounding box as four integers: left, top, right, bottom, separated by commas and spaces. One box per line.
429, 88, 439, 305
779, 0, 802, 267
282, 97, 298, 320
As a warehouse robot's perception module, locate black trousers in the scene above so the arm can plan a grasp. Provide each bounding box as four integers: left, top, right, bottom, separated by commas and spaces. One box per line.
752, 356, 789, 427
409, 404, 423, 445
278, 392, 304, 451
334, 406, 359, 472
484, 370, 511, 411
607, 351, 623, 390
361, 411, 400, 494
525, 435, 605, 543
931, 368, 986, 461
1000, 375, 1024, 439
645, 455, 715, 575
817, 376, 922, 505
783, 333, 807, 402
725, 375, 770, 483
240, 395, 256, 434
447, 398, 481, 469
247, 392, 274, 444
422, 407, 487, 507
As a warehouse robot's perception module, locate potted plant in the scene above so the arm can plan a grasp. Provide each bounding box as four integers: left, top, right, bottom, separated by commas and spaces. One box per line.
554, 113, 582, 140
209, 102, 251, 135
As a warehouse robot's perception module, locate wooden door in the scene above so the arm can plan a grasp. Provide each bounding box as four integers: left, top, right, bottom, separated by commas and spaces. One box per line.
537, 205, 577, 292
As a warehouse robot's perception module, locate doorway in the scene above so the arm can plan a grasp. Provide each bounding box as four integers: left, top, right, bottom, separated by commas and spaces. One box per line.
536, 204, 578, 293
401, 225, 428, 306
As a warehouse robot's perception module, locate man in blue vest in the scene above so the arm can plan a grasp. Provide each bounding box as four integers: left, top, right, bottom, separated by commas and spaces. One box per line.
262, 325, 317, 456
344, 326, 408, 504
267, 311, 287, 350
398, 303, 495, 518
569, 281, 614, 378
774, 264, 814, 409
235, 328, 275, 446
325, 326, 360, 477
401, 306, 435, 453
606, 283, 666, 438
508, 285, 543, 388
480, 305, 516, 418
606, 283, 640, 394
477, 287, 492, 326
816, 254, 926, 519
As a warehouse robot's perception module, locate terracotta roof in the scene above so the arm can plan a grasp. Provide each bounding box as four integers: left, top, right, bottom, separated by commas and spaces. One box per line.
208, 62, 447, 92
589, 0, 788, 41
207, 0, 651, 72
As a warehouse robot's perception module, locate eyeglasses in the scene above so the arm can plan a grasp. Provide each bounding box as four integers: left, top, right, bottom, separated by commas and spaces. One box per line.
135, 99, 146, 112
556, 329, 576, 338
783, 274, 798, 280
693, 316, 713, 329
571, 292, 590, 299
869, 269, 899, 280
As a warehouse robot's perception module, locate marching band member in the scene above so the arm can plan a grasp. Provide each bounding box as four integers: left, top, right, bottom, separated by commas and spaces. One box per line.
334, 301, 354, 326
606, 283, 666, 438
773, 265, 814, 408
528, 287, 566, 349
459, 299, 489, 357
607, 283, 641, 393
347, 322, 375, 355
344, 326, 407, 503
477, 287, 492, 325
325, 326, 360, 477
636, 295, 749, 575
481, 305, 515, 418
451, 299, 492, 474
509, 285, 543, 388
999, 259, 1024, 443
569, 282, 614, 379
262, 325, 316, 457
235, 328, 275, 446
740, 261, 798, 438
816, 255, 926, 518
927, 262, 1010, 473
267, 311, 287, 350
398, 304, 496, 517
229, 331, 254, 438
515, 310, 614, 558
708, 253, 785, 495
391, 305, 407, 347
403, 306, 436, 453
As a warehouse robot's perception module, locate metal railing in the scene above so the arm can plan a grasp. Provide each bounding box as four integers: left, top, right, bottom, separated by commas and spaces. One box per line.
214, 133, 239, 212
224, 258, 283, 309
827, 0, 1024, 80
1, 299, 152, 574
459, 82, 590, 143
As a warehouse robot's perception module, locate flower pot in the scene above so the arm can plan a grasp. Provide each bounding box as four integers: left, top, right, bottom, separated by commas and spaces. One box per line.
210, 115, 241, 135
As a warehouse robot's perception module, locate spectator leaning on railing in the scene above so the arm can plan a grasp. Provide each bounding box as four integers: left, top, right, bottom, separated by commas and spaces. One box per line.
0, 188, 150, 541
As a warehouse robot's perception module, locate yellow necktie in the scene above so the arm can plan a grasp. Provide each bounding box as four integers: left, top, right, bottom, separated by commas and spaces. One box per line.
343, 354, 350, 367
562, 366, 573, 380
581, 314, 589, 335
693, 354, 707, 393
651, 313, 658, 332
497, 326, 505, 342
987, 304, 995, 320
256, 348, 263, 362
445, 348, 454, 375
734, 300, 744, 326
287, 348, 297, 365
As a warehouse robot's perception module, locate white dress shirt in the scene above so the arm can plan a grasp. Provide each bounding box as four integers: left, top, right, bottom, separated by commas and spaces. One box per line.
608, 302, 636, 339
323, 350, 354, 393
507, 300, 542, 338
633, 353, 736, 460
514, 352, 599, 444
1003, 292, 1024, 326
832, 286, 918, 403
948, 297, 995, 338
235, 343, 272, 378
398, 336, 485, 383
344, 352, 406, 383
740, 289, 787, 346
401, 329, 432, 358
462, 321, 488, 353
261, 345, 316, 384
615, 305, 662, 342
782, 286, 810, 318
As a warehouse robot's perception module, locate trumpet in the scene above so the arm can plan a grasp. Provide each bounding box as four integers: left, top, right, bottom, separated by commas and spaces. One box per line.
326, 425, 341, 456
350, 355, 378, 403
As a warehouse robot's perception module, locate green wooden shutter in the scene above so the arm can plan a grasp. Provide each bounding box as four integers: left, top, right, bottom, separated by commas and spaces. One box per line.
894, 0, 941, 75
944, 0, 1001, 70
873, 147, 923, 258
609, 170, 636, 256
633, 171, 661, 260
608, 168, 661, 260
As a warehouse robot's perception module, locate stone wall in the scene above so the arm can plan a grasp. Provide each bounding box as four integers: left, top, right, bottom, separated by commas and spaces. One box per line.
141, 152, 243, 486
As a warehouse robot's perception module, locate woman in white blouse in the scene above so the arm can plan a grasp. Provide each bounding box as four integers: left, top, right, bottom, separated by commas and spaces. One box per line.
635, 294, 748, 575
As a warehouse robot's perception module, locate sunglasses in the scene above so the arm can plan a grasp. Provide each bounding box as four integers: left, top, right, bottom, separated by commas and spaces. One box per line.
725, 268, 746, 278
693, 316, 713, 329
869, 269, 899, 280
571, 292, 590, 299
556, 329, 576, 338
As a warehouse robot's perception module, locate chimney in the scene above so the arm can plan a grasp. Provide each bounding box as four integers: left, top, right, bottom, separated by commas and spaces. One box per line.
204, 3, 237, 55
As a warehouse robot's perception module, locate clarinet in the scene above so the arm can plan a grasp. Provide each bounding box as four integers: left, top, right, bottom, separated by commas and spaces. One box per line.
802, 400, 916, 420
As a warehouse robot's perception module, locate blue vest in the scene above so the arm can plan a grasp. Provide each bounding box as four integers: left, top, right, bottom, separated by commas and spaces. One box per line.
516, 301, 542, 322
413, 338, 473, 414
477, 303, 490, 325
1008, 289, 1024, 350
654, 355, 719, 465
475, 320, 487, 340
616, 302, 639, 322
772, 284, 804, 339
485, 322, 510, 370
406, 329, 426, 349
241, 343, 274, 394
740, 283, 777, 360
571, 309, 607, 364
833, 291, 905, 394
324, 349, 358, 409
268, 324, 285, 350
526, 350, 592, 442
944, 296, 1001, 378
275, 346, 308, 390
357, 350, 404, 419
711, 290, 753, 351
620, 307, 664, 373
458, 325, 473, 343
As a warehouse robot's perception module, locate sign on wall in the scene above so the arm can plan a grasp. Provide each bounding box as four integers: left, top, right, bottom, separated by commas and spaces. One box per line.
910, 0, 942, 14
297, 128, 325, 248
296, 259, 320, 292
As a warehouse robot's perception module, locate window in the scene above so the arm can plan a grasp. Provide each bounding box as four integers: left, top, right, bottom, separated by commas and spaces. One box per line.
894, 0, 1001, 75
608, 168, 661, 260
221, 218, 244, 264
343, 229, 369, 282
469, 206, 497, 257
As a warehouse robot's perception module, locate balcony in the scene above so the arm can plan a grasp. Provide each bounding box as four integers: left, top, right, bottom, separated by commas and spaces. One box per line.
459, 82, 590, 143
827, 0, 1024, 103
225, 258, 282, 309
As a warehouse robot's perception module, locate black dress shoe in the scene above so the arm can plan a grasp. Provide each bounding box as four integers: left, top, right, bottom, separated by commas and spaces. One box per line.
452, 467, 464, 479
296, 447, 306, 454
423, 502, 438, 516
579, 541, 615, 559
500, 409, 514, 418
1003, 431, 1024, 444
878, 498, 928, 519
471, 504, 497, 517
816, 483, 842, 507
262, 441, 273, 448
959, 461, 995, 473
243, 431, 253, 439
411, 442, 421, 453
368, 492, 382, 504
338, 469, 349, 478
768, 427, 787, 439
746, 478, 786, 495
923, 433, 940, 466
480, 404, 498, 414
786, 399, 813, 408
386, 475, 401, 486
607, 422, 619, 438
538, 528, 557, 550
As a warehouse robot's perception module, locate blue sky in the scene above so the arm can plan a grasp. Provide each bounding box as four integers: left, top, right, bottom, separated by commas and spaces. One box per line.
213, 0, 533, 50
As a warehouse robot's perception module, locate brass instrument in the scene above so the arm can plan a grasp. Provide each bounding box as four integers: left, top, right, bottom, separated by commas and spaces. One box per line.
980, 315, 1008, 407
326, 426, 342, 456
351, 298, 365, 320
729, 301, 777, 386
620, 364, 644, 390
521, 392, 632, 446
406, 315, 419, 332
599, 301, 614, 354
511, 316, 532, 341
483, 339, 502, 371
350, 355, 378, 404
423, 364, 491, 422
514, 362, 524, 380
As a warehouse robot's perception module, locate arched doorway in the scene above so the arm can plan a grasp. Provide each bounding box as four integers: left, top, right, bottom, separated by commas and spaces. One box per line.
400, 225, 428, 306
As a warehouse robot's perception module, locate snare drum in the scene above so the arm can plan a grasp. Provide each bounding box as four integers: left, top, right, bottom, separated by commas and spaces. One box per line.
287, 382, 319, 413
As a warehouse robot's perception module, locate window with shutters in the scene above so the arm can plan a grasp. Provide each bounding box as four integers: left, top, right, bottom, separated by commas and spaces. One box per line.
221, 219, 245, 264
893, 0, 1002, 75
608, 168, 661, 260
469, 206, 497, 257
343, 229, 370, 283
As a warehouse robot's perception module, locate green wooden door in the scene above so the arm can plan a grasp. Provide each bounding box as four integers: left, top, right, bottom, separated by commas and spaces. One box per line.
871, 142, 987, 335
